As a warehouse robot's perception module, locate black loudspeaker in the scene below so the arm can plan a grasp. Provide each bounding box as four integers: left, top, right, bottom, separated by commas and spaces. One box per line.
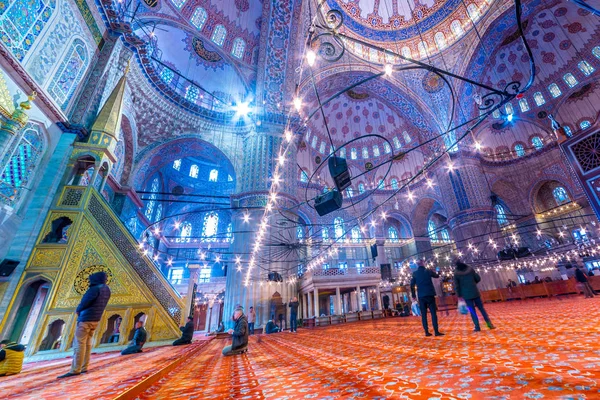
268, 271, 283, 282
370, 244, 378, 259
314, 189, 342, 216
380, 263, 392, 281
497, 247, 530, 260
0, 259, 19, 277
328, 157, 351, 191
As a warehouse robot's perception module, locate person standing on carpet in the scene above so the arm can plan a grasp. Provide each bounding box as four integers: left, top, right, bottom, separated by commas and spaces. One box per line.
247, 306, 256, 335
222, 306, 248, 356
411, 260, 444, 337
173, 316, 194, 345
288, 297, 299, 333
575, 265, 596, 298
121, 320, 147, 355
58, 271, 111, 378
453, 260, 495, 332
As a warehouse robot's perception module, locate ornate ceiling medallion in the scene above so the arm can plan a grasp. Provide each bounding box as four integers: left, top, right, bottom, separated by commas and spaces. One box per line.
422, 71, 444, 93
74, 265, 113, 294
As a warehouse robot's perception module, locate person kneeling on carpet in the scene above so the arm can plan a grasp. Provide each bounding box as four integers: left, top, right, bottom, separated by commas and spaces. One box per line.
222, 307, 248, 356
264, 320, 280, 334
121, 320, 147, 355
0, 339, 25, 376
173, 316, 194, 346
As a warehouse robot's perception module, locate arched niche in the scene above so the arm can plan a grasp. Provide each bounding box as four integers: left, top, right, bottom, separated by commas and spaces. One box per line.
100, 314, 123, 344
39, 319, 65, 351
532, 180, 573, 213
8, 279, 51, 346
128, 312, 147, 341
41, 216, 73, 243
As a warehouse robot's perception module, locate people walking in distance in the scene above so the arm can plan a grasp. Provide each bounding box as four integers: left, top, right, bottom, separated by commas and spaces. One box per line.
288, 297, 299, 332
575, 265, 596, 298
173, 316, 194, 346
410, 260, 444, 337
453, 260, 495, 332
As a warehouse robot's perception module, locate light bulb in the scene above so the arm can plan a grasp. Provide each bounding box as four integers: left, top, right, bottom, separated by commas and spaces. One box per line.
384, 64, 393, 76
293, 97, 302, 112
306, 50, 317, 66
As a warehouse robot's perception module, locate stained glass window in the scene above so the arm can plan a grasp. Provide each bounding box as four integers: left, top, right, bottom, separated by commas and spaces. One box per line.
563, 73, 578, 88
492, 109, 500, 118
495, 204, 508, 225
154, 204, 162, 222
346, 187, 353, 198
209, 169, 218, 182
228, 174, 233, 182
226, 222, 233, 243
185, 85, 199, 102
467, 4, 480, 20
373, 145, 380, 157
334, 217, 344, 240
369, 48, 379, 62
358, 183, 365, 194
170, 0, 185, 9
388, 227, 399, 243
533, 92, 546, 106
434, 32, 446, 50
401, 47, 411, 59
418, 41, 428, 59
322, 227, 329, 241
428, 220, 437, 242
191, 7, 207, 30
362, 147, 369, 159
351, 226, 361, 243
300, 170, 309, 182
378, 179, 384, 189
580, 120, 591, 129
179, 222, 192, 242
515, 144, 525, 157
505, 103, 514, 115
441, 229, 450, 242
350, 148, 357, 160
173, 159, 181, 170
391, 178, 399, 190
548, 83, 562, 98
311, 136, 317, 149
578, 61, 595, 76
199, 268, 211, 283
593, 46, 600, 60
202, 212, 219, 241
170, 268, 184, 285
445, 131, 458, 153
451, 20, 463, 37
232, 38, 245, 59
384, 142, 392, 154
48, 39, 89, 110
519, 98, 529, 112
144, 177, 159, 220
340, 148, 346, 158
532, 136, 543, 150
393, 136, 401, 149
403, 131, 412, 143
320, 141, 326, 154
354, 42, 363, 57
190, 164, 199, 178
296, 226, 304, 240
553, 187, 569, 204
564, 125, 572, 137
211, 25, 227, 47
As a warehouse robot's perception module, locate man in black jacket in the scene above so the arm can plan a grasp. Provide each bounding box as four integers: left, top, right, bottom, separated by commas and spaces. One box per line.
575, 266, 596, 298
410, 260, 444, 337
173, 316, 194, 345
58, 271, 111, 378
121, 320, 148, 355
288, 297, 299, 333
454, 260, 495, 331
222, 306, 248, 356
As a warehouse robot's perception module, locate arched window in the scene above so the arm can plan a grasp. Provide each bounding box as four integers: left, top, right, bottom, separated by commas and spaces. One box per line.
311, 136, 317, 149
296, 226, 304, 240
160, 68, 174, 84
378, 179, 385, 189
144, 177, 159, 220
403, 131, 412, 143
47, 39, 89, 110
232, 38, 245, 59
185, 85, 199, 102
172, 159, 181, 170
434, 32, 446, 50
428, 220, 437, 242
334, 217, 344, 240
228, 174, 233, 182
373, 145, 380, 157
362, 147, 369, 159
319, 142, 326, 154
594, 46, 600, 59
351, 226, 361, 243
532, 136, 543, 150
451, 20, 463, 37
445, 131, 458, 153
563, 73, 578, 88
211, 25, 227, 46
401, 46, 412, 59
548, 83, 562, 98
553, 187, 569, 204
300, 170, 309, 182
495, 204, 508, 225
346, 187, 353, 198
180, 222, 192, 242
492, 109, 500, 118
358, 183, 365, 194
418, 41, 428, 59
350, 148, 357, 160
79, 167, 94, 186
354, 42, 363, 57
515, 144, 525, 157
580, 120, 591, 130
391, 178, 399, 190
384, 142, 392, 153
533, 92, 546, 106
209, 169, 218, 182
339, 148, 346, 158
189, 165, 199, 178
578, 61, 595, 76
467, 4, 480, 20
170, 0, 185, 8
322, 227, 329, 241
202, 212, 219, 241
440, 229, 450, 242
505, 103, 514, 115
393, 136, 401, 149
564, 126, 573, 137
191, 7, 208, 30
226, 222, 233, 243
519, 98, 529, 112
369, 48, 379, 62
388, 226, 399, 243
154, 204, 162, 222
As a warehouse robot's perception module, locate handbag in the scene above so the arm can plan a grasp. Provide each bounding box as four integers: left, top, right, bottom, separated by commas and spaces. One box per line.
457, 299, 468, 315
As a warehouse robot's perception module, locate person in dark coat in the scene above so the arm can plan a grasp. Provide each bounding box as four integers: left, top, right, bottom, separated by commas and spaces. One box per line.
410, 260, 444, 337
453, 261, 495, 332
0, 340, 25, 376
121, 320, 147, 355
265, 320, 280, 334
222, 307, 248, 356
173, 316, 194, 345
288, 297, 299, 332
58, 271, 111, 378
575, 266, 596, 298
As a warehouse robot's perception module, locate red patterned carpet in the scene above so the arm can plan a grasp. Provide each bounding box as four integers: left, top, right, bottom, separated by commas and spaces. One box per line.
3, 298, 600, 399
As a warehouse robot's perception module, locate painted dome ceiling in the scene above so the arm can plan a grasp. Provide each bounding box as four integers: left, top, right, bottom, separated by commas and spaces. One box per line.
324, 0, 495, 61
